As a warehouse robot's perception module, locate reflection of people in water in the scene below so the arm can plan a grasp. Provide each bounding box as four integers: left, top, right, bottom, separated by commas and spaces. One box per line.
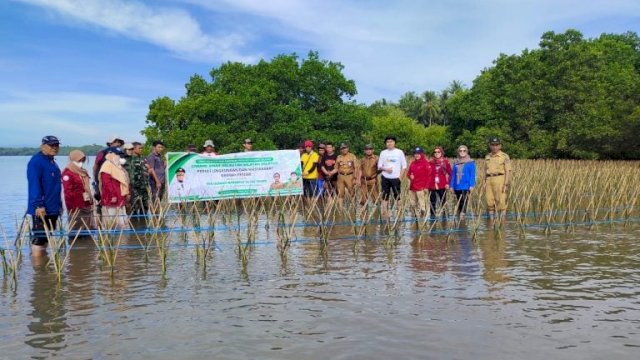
478, 232, 510, 284
452, 226, 481, 279
168, 167, 191, 198
25, 256, 69, 354
269, 172, 285, 192
286, 172, 302, 189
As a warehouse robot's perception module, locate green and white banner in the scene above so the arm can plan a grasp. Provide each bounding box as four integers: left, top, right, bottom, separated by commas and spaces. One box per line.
166, 150, 303, 203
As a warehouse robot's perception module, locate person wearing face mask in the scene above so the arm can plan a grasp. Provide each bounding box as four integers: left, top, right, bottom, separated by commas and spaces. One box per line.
99, 151, 130, 229
91, 137, 124, 220
62, 150, 95, 234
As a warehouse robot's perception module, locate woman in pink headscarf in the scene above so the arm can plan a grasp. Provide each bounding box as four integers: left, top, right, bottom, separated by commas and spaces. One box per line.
427, 146, 452, 219
62, 150, 95, 232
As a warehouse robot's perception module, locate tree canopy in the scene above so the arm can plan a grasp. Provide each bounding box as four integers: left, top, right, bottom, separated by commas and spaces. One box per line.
143, 52, 371, 154
446, 30, 640, 159
143, 30, 640, 160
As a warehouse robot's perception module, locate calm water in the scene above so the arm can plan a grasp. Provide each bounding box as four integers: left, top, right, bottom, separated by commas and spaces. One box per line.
1, 156, 639, 359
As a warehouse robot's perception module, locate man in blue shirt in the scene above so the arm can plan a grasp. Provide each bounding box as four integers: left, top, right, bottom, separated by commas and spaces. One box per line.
27, 135, 63, 256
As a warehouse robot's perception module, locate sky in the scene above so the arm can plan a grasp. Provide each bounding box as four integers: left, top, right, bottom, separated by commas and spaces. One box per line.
1, 0, 639, 147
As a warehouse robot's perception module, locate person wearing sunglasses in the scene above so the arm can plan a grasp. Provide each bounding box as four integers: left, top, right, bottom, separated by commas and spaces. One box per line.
27, 135, 63, 256
427, 146, 452, 219
449, 145, 476, 219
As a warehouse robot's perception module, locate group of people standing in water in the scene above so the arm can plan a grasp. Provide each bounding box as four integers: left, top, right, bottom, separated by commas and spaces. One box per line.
297, 135, 511, 221
25, 133, 511, 256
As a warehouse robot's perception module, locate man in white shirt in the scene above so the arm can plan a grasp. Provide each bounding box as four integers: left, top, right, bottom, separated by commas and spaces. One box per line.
377, 136, 407, 215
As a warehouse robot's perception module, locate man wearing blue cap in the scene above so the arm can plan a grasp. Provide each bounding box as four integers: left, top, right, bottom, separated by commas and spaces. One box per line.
27, 135, 63, 256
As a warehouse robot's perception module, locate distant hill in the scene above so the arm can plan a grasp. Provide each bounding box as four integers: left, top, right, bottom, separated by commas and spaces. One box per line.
0, 145, 104, 156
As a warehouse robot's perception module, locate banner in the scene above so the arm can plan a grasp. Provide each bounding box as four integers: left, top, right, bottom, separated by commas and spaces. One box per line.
166, 150, 303, 203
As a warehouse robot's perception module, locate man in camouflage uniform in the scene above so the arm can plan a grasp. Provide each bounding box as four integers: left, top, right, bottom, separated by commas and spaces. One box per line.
484, 137, 512, 222
126, 141, 150, 215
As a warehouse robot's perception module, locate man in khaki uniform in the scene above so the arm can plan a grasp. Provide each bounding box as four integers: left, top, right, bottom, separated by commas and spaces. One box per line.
484, 137, 512, 221
336, 143, 359, 207
359, 144, 380, 205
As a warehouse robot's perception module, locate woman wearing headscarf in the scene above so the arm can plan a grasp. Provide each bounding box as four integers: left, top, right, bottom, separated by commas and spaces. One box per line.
99, 152, 130, 229
407, 147, 431, 218
61, 150, 95, 233
449, 145, 476, 219
427, 146, 452, 219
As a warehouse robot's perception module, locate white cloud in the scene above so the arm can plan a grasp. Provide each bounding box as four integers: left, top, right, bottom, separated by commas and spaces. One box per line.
12, 0, 640, 105
15, 0, 256, 62
187, 0, 640, 102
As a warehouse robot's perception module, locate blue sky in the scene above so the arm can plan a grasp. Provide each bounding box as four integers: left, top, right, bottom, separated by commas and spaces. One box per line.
1, 0, 639, 147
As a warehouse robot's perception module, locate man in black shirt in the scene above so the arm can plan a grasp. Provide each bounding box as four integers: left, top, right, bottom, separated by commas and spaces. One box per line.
320, 142, 338, 196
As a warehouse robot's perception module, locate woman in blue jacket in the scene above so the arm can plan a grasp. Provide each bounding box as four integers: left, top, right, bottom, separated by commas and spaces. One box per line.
449, 145, 476, 219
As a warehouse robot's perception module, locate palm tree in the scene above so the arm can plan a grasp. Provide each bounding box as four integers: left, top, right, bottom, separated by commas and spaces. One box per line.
420, 90, 440, 126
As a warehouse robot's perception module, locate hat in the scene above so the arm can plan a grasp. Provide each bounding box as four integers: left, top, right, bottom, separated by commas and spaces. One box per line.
203, 140, 215, 148
108, 136, 123, 144
107, 148, 124, 156
41, 135, 60, 146
384, 136, 396, 142
318, 143, 326, 149
122, 143, 134, 150
340, 142, 349, 149
244, 138, 252, 144
176, 167, 186, 174
69, 149, 85, 162
304, 140, 314, 148
364, 143, 373, 150
414, 147, 424, 154
489, 137, 501, 144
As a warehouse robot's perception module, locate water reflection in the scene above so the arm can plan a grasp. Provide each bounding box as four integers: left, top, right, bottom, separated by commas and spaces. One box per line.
25, 255, 69, 355
478, 229, 510, 285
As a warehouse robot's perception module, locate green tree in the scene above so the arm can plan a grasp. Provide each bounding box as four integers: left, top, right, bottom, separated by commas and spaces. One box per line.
143, 52, 372, 154
365, 106, 448, 153
447, 29, 640, 159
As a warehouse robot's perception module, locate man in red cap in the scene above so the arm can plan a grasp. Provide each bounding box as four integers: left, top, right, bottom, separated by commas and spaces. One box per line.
300, 140, 320, 197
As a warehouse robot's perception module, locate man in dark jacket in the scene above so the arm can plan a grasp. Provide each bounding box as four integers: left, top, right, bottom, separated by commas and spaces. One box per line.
27, 135, 63, 256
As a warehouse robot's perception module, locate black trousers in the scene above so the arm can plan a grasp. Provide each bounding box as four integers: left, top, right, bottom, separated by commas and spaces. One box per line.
31, 214, 59, 246
429, 189, 447, 217
303, 179, 317, 197
381, 177, 401, 201
454, 190, 470, 214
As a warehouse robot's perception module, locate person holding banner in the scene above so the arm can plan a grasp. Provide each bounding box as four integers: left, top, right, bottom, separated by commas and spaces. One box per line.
243, 138, 253, 152
300, 140, 320, 197
201, 140, 218, 157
